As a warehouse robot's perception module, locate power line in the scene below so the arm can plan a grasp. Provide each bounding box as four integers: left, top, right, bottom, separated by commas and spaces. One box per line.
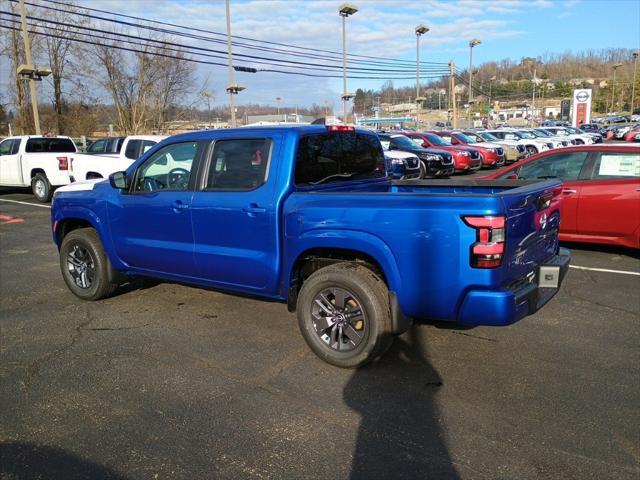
15, 0, 449, 69
1, 11, 451, 76
0, 22, 451, 81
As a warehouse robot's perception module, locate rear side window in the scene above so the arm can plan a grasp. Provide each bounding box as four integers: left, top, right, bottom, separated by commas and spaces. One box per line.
205, 138, 272, 190
87, 139, 106, 153
513, 152, 589, 181
125, 140, 142, 160
25, 137, 76, 153
591, 152, 640, 179
295, 133, 385, 185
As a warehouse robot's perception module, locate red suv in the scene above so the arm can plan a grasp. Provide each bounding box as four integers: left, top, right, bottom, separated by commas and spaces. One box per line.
430, 131, 506, 168
404, 132, 481, 172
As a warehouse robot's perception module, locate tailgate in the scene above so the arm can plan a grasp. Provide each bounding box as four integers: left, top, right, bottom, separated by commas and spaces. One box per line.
500, 180, 562, 284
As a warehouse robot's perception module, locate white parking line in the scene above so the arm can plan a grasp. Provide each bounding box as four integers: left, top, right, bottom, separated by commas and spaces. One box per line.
570, 265, 640, 276
0, 199, 51, 209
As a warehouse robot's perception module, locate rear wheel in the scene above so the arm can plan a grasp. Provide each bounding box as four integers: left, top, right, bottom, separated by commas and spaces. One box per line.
31, 173, 52, 203
526, 145, 538, 156
59, 227, 117, 301
296, 263, 394, 368
574, 139, 584, 145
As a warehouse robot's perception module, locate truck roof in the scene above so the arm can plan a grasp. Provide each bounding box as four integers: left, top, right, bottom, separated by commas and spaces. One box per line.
165, 125, 378, 143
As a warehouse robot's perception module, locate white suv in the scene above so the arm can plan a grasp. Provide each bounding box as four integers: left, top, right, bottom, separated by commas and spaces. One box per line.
484, 129, 554, 156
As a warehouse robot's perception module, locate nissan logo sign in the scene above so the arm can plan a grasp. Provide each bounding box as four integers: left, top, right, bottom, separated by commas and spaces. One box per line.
576, 91, 590, 102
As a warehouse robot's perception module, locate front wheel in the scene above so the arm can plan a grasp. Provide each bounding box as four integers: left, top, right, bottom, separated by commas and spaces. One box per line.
296, 263, 394, 368
31, 173, 52, 203
526, 145, 538, 156
418, 161, 427, 179
59, 227, 118, 301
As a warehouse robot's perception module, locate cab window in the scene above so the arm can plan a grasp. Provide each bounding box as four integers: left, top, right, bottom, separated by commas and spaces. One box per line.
0, 139, 14, 155
133, 142, 197, 192
295, 132, 385, 185
87, 139, 107, 153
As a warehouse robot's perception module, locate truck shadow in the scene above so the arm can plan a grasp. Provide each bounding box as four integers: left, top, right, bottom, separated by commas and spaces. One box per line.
344, 328, 460, 480
0, 441, 128, 479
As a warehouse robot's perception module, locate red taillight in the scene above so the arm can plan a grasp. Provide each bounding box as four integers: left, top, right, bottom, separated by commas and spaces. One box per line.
463, 215, 506, 269
327, 125, 355, 133
57, 156, 69, 170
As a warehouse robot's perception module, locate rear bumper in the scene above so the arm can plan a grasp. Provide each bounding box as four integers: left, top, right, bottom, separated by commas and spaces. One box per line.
457, 248, 571, 326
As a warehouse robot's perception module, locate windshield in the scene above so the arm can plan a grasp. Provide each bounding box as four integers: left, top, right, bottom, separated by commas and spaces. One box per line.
565, 127, 581, 134
463, 132, 486, 143
477, 132, 500, 142
392, 135, 420, 149
534, 129, 552, 137
453, 133, 476, 143
551, 129, 569, 136
423, 133, 449, 146
517, 131, 537, 139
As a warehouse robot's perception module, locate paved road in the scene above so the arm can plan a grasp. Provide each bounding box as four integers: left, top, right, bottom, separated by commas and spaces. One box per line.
1, 190, 639, 480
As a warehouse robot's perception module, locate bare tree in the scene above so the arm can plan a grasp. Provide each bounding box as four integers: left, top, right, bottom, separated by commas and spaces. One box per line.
35, 0, 86, 134
93, 32, 192, 134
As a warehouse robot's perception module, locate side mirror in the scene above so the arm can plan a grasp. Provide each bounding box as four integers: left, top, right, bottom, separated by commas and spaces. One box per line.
109, 171, 129, 190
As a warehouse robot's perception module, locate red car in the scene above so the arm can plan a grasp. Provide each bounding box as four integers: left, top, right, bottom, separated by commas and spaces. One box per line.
430, 130, 506, 168
404, 132, 481, 172
625, 129, 640, 142
483, 145, 640, 249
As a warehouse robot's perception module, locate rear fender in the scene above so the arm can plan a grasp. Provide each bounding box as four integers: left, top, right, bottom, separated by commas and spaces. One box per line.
283, 229, 402, 297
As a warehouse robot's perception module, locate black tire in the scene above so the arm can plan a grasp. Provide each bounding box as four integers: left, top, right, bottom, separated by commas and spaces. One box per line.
31, 173, 52, 203
59, 227, 118, 301
574, 139, 584, 145
526, 145, 538, 156
296, 263, 394, 368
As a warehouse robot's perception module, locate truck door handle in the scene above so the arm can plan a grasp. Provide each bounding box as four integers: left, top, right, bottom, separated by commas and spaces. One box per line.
562, 189, 577, 195
172, 200, 189, 212
243, 204, 266, 215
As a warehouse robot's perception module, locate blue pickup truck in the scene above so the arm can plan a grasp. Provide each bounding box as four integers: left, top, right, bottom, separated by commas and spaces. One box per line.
52, 125, 570, 367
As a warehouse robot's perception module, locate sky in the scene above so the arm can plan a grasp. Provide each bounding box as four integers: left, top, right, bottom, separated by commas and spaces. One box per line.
2, 0, 639, 112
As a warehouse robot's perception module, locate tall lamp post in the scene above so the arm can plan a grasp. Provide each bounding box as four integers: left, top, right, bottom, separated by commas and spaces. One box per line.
631, 51, 639, 115
468, 38, 481, 125
339, 4, 357, 124
275, 97, 281, 119
610, 63, 623, 114
225, 0, 244, 128
415, 24, 429, 130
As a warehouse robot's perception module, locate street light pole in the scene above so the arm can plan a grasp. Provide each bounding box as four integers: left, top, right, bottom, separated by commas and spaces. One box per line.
610, 63, 623, 114
631, 52, 639, 115
415, 24, 429, 130
339, 4, 358, 124
468, 38, 481, 127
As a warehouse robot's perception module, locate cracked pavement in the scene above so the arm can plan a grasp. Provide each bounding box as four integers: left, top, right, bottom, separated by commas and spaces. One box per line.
1, 190, 639, 480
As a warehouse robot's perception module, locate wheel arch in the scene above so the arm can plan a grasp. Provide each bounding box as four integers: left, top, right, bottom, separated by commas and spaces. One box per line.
284, 232, 403, 310
30, 168, 46, 179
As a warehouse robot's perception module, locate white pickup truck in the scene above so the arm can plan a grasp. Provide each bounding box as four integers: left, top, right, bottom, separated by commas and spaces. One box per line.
70, 135, 167, 182
0, 135, 77, 202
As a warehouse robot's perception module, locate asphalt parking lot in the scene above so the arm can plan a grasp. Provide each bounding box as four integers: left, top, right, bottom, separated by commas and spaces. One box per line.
1, 189, 639, 480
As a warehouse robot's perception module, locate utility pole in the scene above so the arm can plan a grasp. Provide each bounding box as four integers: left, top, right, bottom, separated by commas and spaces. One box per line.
610, 63, 623, 114
225, 0, 244, 128
531, 68, 536, 126
631, 51, 638, 115
19, 0, 40, 134
449, 61, 457, 128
